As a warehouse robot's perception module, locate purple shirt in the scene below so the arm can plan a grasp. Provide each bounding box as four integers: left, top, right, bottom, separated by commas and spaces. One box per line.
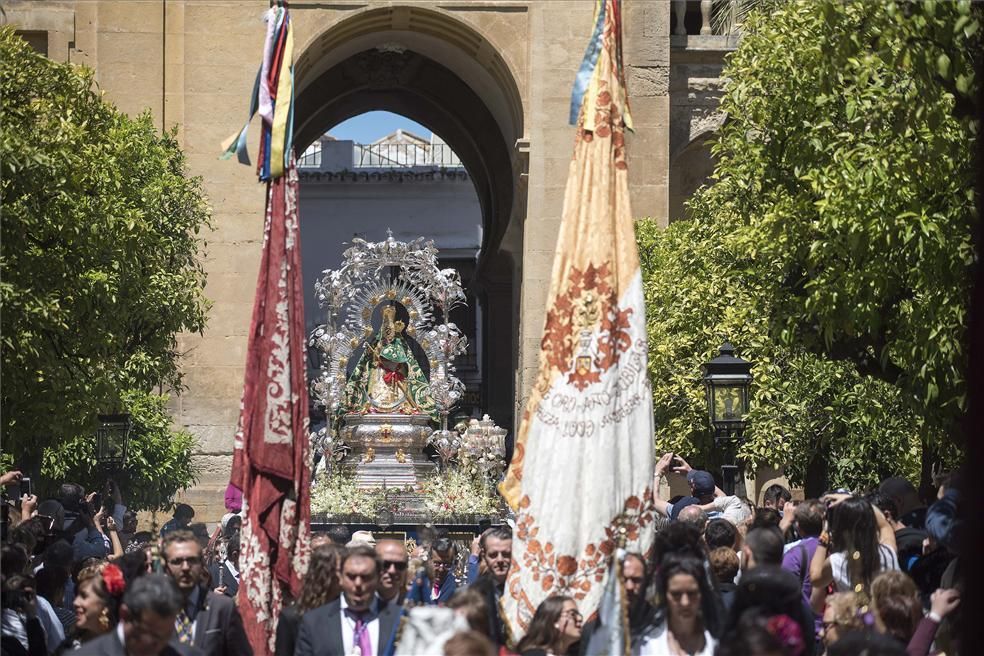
782, 537, 820, 635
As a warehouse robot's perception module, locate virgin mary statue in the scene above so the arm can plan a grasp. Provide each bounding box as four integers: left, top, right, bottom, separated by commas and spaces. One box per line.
340, 304, 438, 421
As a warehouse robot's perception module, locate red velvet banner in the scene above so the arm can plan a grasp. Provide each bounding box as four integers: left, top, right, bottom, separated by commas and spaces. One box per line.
230, 157, 312, 656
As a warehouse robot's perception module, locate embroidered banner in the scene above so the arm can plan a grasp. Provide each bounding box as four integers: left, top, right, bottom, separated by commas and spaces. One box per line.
230, 157, 312, 656
499, 0, 654, 639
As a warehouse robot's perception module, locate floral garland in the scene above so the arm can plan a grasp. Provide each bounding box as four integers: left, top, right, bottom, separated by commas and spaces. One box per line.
311, 469, 387, 516
311, 466, 500, 518
417, 468, 499, 518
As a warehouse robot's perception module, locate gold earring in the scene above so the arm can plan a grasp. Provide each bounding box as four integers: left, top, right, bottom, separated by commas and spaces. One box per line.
99, 608, 110, 630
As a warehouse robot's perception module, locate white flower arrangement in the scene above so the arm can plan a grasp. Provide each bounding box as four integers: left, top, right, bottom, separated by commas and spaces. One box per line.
311, 469, 387, 516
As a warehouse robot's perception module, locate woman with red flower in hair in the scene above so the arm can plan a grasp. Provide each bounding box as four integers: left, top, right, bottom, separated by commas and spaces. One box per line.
57, 563, 126, 653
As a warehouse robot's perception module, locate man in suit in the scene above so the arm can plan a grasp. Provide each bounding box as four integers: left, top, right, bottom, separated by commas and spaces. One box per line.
468, 526, 512, 647
295, 544, 404, 656
374, 540, 408, 605
163, 530, 252, 656
208, 535, 240, 599
406, 536, 456, 605
75, 574, 188, 656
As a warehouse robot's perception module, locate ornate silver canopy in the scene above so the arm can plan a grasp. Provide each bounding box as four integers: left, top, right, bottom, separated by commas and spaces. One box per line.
309, 231, 469, 455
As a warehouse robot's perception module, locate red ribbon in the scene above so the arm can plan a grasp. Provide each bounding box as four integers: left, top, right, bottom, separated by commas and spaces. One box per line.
383, 370, 405, 385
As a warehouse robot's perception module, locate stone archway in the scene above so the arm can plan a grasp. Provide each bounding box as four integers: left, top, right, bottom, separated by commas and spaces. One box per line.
668, 131, 717, 223
292, 6, 526, 433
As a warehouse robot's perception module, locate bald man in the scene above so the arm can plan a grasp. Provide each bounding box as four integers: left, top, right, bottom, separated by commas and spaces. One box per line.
375, 539, 409, 604
677, 505, 709, 533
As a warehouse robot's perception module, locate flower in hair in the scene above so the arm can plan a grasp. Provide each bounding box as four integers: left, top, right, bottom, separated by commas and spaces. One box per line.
859, 608, 876, 627
766, 614, 805, 656
102, 563, 126, 597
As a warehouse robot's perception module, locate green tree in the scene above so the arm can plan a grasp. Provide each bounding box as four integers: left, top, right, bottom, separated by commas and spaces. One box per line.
717, 0, 978, 433
639, 212, 923, 495
642, 0, 976, 492
0, 29, 210, 508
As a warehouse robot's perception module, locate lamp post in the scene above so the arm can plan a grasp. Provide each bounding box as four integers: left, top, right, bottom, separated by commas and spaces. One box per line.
701, 343, 753, 496
95, 414, 132, 471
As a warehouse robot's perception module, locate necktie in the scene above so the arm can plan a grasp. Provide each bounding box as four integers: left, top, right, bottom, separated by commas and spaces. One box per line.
346, 610, 373, 656
175, 609, 193, 644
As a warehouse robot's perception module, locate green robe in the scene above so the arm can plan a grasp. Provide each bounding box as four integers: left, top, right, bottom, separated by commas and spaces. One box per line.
339, 335, 438, 423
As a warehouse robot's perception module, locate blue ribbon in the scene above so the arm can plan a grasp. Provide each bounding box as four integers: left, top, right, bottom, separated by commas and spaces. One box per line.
569, 0, 607, 126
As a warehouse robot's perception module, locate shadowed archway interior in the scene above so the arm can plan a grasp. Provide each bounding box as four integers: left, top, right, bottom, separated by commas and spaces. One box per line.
292, 7, 525, 434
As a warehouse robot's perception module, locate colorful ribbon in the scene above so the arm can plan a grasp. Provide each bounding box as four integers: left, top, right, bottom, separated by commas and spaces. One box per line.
220, 3, 295, 181
569, 0, 632, 131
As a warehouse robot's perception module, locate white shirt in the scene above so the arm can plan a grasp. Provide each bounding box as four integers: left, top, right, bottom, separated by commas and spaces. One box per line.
709, 495, 751, 525
339, 594, 380, 656
829, 544, 899, 592
635, 623, 716, 656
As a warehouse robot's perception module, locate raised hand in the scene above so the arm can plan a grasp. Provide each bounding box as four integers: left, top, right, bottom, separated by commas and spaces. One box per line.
654, 452, 674, 478
930, 588, 960, 619
20, 494, 38, 518
670, 454, 693, 475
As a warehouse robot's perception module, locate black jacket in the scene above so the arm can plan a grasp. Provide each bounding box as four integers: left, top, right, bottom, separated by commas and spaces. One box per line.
294, 598, 403, 656
206, 562, 239, 599
469, 574, 507, 647
274, 605, 301, 656
73, 630, 198, 656
188, 588, 252, 656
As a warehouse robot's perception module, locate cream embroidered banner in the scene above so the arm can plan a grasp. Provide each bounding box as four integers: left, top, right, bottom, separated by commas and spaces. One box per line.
500, 0, 655, 639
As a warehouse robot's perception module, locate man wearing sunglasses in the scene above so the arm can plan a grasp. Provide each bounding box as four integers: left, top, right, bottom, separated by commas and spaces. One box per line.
374, 540, 408, 605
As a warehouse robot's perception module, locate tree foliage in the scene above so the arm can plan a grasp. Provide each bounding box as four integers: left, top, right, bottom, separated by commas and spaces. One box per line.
639, 214, 922, 494
0, 29, 211, 506
640, 0, 977, 492
715, 0, 979, 435
40, 391, 198, 511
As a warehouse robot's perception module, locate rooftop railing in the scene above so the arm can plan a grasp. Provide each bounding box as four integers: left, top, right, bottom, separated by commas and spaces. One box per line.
356, 142, 462, 168
298, 140, 463, 170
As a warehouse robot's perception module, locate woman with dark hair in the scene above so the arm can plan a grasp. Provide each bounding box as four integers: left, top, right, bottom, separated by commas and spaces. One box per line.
35, 567, 74, 635
810, 495, 898, 612
637, 554, 721, 655
716, 609, 801, 656
721, 566, 814, 656
59, 562, 126, 652
515, 595, 582, 656
275, 544, 345, 656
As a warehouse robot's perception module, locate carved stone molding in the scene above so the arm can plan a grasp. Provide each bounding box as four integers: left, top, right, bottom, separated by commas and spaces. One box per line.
342, 50, 421, 89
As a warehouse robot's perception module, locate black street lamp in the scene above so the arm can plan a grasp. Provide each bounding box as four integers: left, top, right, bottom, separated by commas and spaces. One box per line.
96, 414, 132, 471
702, 342, 753, 495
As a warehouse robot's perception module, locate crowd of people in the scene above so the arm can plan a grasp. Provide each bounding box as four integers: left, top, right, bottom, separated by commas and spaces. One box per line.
0, 455, 964, 656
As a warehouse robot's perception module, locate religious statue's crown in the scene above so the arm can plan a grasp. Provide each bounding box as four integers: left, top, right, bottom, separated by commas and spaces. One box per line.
381, 304, 405, 344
